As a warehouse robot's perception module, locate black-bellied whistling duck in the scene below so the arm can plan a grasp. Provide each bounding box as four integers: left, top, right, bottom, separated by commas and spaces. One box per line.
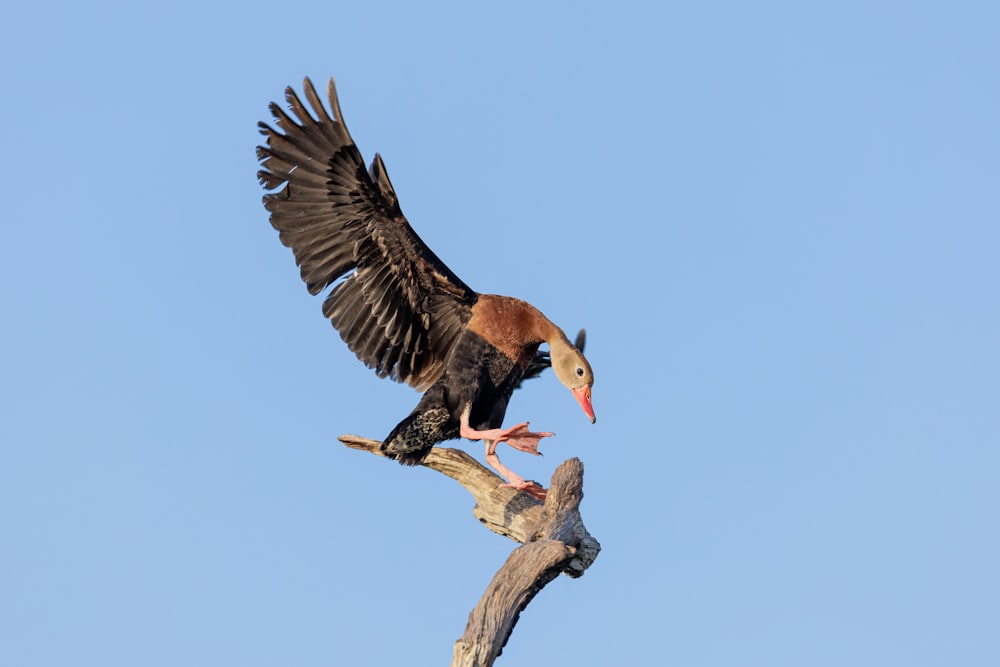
256, 78, 595, 500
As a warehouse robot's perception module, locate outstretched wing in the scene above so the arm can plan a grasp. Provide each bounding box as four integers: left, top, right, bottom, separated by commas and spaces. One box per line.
257, 77, 478, 391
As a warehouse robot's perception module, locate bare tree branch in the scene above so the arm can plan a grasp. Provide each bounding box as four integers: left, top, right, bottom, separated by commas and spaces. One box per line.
338, 435, 601, 666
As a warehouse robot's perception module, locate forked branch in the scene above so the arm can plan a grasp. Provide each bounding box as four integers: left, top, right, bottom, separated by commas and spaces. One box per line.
338, 435, 600, 666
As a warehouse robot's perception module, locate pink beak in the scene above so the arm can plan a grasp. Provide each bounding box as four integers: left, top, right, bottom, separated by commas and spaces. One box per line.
572, 385, 596, 424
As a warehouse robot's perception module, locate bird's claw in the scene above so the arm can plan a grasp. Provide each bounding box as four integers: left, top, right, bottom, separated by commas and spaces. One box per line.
496, 422, 554, 456
499, 479, 547, 501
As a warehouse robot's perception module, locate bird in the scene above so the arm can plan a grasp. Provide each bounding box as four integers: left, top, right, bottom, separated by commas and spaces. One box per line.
256, 77, 595, 499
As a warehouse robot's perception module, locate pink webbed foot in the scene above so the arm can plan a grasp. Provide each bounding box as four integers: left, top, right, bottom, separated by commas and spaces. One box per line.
460, 419, 554, 456
486, 448, 546, 501
498, 422, 554, 456
485, 448, 547, 501
499, 479, 547, 501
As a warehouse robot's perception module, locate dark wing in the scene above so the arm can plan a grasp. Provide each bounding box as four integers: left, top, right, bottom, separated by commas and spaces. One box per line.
515, 329, 587, 389
257, 77, 478, 391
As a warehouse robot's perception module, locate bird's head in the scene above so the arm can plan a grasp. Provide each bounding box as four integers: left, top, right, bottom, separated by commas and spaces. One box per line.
549, 335, 596, 424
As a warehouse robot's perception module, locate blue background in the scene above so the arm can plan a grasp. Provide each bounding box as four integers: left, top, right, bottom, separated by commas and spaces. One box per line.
3, 2, 997, 665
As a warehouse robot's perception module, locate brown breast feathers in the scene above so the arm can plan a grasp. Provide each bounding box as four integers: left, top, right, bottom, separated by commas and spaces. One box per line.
466, 295, 558, 367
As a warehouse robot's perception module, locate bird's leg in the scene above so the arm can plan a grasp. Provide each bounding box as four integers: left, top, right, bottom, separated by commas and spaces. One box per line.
484, 440, 547, 501
459, 416, 553, 456
459, 413, 551, 499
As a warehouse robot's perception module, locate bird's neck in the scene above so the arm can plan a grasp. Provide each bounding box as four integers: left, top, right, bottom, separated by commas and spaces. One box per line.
470, 294, 566, 360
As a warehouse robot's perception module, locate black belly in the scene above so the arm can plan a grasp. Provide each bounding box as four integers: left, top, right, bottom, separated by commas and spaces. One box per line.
379, 331, 533, 464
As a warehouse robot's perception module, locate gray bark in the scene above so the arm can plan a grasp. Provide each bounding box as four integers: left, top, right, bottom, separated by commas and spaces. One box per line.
338, 435, 600, 666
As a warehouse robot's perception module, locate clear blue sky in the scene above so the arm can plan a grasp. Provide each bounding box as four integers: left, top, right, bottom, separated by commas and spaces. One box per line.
2, 2, 998, 665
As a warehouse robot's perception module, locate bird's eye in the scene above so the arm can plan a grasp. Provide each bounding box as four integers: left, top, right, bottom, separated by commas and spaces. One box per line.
576, 367, 585, 377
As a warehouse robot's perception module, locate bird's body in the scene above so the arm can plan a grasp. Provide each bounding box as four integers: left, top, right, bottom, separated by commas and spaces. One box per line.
257, 78, 595, 498
384, 295, 547, 463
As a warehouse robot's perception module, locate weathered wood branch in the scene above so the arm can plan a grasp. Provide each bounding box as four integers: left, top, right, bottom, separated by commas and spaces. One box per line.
338, 435, 600, 666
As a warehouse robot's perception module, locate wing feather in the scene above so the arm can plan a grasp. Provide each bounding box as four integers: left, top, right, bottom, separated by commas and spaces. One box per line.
257, 76, 478, 390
